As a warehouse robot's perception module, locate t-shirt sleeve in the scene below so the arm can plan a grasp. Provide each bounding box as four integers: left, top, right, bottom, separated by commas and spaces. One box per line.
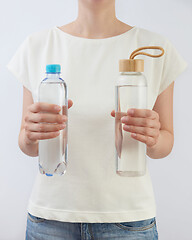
6, 36, 32, 92
158, 38, 188, 95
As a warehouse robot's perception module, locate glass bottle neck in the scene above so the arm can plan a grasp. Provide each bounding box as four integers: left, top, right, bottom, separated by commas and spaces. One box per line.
120, 72, 142, 75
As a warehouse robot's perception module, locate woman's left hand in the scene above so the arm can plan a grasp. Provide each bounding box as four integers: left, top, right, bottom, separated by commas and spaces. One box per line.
111, 108, 161, 148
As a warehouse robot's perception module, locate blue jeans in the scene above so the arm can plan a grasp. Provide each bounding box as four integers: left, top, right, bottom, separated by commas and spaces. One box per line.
26, 212, 158, 240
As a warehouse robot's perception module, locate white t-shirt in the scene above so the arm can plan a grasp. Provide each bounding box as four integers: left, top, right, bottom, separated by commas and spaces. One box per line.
6, 25, 188, 223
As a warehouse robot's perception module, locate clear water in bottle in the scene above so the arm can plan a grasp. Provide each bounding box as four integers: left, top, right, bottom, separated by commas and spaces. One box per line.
115, 84, 147, 177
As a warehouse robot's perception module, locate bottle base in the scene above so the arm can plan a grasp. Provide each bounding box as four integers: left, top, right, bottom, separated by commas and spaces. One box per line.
39, 162, 67, 176
116, 170, 145, 177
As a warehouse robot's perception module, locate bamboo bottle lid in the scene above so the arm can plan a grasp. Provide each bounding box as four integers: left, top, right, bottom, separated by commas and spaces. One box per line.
119, 46, 164, 72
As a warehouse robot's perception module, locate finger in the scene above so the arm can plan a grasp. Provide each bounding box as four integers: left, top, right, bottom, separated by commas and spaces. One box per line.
26, 122, 66, 132
121, 116, 159, 128
29, 100, 73, 114
130, 132, 157, 147
28, 112, 67, 124
26, 130, 60, 141
122, 124, 159, 137
127, 108, 159, 120
29, 102, 62, 114
111, 110, 123, 118
52, 99, 73, 116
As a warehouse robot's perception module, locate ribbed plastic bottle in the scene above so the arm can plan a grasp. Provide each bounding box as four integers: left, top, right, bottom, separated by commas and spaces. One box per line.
115, 46, 164, 177
38, 64, 68, 176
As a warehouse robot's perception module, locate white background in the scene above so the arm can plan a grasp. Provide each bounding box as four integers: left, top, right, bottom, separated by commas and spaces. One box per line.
1, 0, 192, 239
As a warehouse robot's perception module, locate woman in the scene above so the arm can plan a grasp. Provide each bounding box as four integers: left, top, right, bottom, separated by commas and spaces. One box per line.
6, 0, 188, 239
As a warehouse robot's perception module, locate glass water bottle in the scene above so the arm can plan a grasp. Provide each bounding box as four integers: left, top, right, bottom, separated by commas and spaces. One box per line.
115, 46, 164, 177
38, 64, 68, 176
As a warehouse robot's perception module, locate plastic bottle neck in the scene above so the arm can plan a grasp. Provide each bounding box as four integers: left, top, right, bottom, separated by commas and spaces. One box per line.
46, 73, 60, 78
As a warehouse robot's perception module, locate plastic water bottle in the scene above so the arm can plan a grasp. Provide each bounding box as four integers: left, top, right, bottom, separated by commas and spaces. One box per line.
38, 64, 68, 176
115, 46, 164, 177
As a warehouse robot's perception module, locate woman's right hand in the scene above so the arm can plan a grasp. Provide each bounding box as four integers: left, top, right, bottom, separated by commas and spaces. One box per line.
24, 99, 73, 145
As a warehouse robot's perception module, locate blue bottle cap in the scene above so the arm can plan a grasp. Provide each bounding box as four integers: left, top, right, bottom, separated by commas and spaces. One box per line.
46, 64, 61, 73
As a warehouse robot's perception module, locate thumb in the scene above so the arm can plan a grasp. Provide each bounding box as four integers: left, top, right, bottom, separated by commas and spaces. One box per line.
111, 109, 115, 118
68, 99, 73, 109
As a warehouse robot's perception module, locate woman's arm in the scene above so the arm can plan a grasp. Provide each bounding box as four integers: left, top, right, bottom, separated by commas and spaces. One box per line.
146, 82, 174, 159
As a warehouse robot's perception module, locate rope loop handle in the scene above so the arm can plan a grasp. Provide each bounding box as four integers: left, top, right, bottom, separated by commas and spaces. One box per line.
129, 46, 164, 59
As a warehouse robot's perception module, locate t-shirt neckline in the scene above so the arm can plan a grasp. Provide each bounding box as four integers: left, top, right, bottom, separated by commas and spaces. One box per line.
54, 25, 137, 42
